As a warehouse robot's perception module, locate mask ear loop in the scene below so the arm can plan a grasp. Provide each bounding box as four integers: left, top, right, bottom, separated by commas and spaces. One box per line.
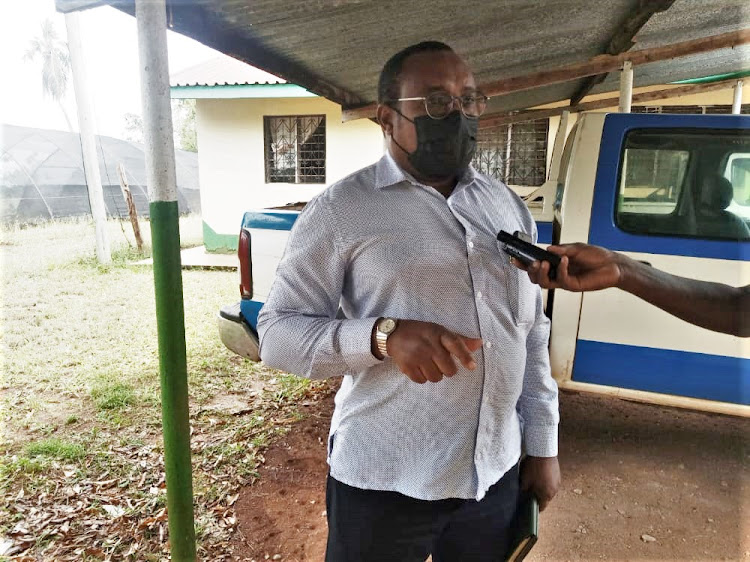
388, 106, 415, 156
390, 135, 412, 156
390, 105, 415, 124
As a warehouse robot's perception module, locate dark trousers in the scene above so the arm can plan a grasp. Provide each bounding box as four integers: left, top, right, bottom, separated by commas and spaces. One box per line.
325, 464, 520, 562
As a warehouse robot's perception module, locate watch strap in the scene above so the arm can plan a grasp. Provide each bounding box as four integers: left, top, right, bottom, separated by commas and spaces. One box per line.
376, 329, 389, 357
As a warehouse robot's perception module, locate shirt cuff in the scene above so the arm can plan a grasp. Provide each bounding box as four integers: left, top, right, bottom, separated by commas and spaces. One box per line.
340, 317, 383, 372
523, 423, 558, 457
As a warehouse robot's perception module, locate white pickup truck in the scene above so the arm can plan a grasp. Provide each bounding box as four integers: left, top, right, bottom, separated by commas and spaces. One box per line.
219, 112, 750, 416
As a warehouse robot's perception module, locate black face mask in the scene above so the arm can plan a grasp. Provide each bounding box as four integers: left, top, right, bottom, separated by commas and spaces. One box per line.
391, 109, 478, 180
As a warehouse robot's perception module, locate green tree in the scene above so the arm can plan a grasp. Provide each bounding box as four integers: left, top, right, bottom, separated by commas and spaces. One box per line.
24, 18, 74, 132
172, 98, 197, 152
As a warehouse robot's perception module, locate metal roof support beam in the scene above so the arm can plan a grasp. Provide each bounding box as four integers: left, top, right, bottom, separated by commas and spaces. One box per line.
479, 29, 750, 99
342, 28, 750, 122
619, 61, 634, 113
479, 76, 745, 129
733, 80, 744, 114
570, 0, 676, 105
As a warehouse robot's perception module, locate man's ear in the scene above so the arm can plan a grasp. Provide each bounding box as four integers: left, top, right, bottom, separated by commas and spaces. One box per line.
376, 104, 394, 137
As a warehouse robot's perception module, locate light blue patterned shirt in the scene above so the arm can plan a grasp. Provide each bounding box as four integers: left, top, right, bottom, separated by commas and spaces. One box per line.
258, 152, 559, 501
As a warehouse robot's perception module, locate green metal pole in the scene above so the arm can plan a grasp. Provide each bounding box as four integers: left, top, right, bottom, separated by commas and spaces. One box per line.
135, 0, 196, 558
150, 201, 196, 559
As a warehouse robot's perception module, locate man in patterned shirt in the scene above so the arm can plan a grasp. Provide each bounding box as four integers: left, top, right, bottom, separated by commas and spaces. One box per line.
258, 41, 561, 561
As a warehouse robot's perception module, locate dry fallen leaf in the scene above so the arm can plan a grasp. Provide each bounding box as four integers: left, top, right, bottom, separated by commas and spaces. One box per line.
0, 538, 18, 556
138, 507, 168, 530
102, 504, 125, 518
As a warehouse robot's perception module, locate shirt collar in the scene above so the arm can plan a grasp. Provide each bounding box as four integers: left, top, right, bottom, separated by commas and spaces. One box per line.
375, 150, 478, 192
374, 151, 411, 190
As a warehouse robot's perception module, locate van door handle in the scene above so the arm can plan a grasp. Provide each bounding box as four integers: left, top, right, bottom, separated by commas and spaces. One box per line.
637, 260, 652, 267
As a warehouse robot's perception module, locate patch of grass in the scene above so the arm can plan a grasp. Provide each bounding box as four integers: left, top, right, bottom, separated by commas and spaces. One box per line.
1, 216, 305, 558
97, 410, 128, 427
0, 455, 48, 478
35, 424, 58, 436
91, 381, 136, 411
250, 433, 272, 449
121, 436, 145, 448
25, 438, 85, 461
271, 373, 311, 405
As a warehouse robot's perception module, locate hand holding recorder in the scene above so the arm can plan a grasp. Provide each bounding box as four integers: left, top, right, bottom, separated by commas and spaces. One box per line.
497, 230, 561, 280
510, 241, 749, 337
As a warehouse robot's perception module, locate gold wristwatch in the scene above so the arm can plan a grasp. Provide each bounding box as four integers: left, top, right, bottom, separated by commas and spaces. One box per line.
375, 317, 399, 357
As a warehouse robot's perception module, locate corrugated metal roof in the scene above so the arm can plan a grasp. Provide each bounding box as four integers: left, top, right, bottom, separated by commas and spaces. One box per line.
589, 0, 750, 98
59, 0, 750, 114
169, 55, 285, 87
592, 45, 750, 98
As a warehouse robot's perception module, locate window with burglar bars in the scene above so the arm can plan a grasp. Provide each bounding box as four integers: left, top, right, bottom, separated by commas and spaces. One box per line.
472, 119, 549, 187
264, 115, 326, 184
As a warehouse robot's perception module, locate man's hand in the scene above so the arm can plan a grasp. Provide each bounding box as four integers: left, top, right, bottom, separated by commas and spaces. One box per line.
515, 243, 625, 292
520, 456, 561, 512
382, 320, 483, 384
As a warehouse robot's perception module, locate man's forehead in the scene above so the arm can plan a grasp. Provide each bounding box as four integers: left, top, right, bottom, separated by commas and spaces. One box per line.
399, 50, 475, 92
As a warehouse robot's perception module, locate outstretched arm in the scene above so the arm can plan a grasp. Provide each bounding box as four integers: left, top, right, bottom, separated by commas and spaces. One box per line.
519, 243, 749, 337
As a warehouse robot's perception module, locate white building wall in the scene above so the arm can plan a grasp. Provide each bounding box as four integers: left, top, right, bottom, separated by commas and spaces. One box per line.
196, 96, 383, 240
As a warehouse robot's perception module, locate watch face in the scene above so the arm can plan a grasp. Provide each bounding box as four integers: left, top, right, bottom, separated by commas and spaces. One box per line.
379, 318, 397, 334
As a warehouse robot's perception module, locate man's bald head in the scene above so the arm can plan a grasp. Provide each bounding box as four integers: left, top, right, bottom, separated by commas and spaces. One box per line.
377, 41, 455, 105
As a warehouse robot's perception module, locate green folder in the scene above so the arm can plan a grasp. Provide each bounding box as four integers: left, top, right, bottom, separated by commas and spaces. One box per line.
505, 492, 539, 562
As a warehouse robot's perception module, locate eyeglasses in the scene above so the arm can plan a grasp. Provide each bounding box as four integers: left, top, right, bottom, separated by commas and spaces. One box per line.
388, 91, 490, 119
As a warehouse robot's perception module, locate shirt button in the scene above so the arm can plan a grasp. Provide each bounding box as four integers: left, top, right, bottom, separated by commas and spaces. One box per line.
476, 291, 483, 300
485, 341, 493, 349
468, 241, 474, 249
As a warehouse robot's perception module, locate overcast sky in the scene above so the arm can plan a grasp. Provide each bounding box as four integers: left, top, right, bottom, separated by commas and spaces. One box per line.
0, 0, 220, 139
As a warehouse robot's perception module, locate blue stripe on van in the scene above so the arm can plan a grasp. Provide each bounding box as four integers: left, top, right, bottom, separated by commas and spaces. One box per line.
573, 339, 749, 405
242, 211, 299, 231
588, 113, 750, 262
536, 221, 553, 245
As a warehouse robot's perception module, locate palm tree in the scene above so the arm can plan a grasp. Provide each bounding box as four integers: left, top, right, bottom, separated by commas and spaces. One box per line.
24, 18, 74, 132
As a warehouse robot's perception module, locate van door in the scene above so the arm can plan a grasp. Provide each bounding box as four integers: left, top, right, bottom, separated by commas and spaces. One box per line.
574, 113, 750, 407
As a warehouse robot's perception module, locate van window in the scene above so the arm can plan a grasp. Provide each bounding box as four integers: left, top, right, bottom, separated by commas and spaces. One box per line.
615, 128, 750, 242
619, 147, 688, 215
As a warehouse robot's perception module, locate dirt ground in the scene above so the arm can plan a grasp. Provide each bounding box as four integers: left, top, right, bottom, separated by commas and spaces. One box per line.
233, 381, 749, 561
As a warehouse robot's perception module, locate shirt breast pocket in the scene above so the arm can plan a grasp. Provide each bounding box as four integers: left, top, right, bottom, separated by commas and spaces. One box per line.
502, 261, 537, 327
476, 234, 537, 328
485, 236, 536, 327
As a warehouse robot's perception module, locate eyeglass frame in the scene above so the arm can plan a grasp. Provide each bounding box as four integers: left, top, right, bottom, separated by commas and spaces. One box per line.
385, 91, 490, 120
